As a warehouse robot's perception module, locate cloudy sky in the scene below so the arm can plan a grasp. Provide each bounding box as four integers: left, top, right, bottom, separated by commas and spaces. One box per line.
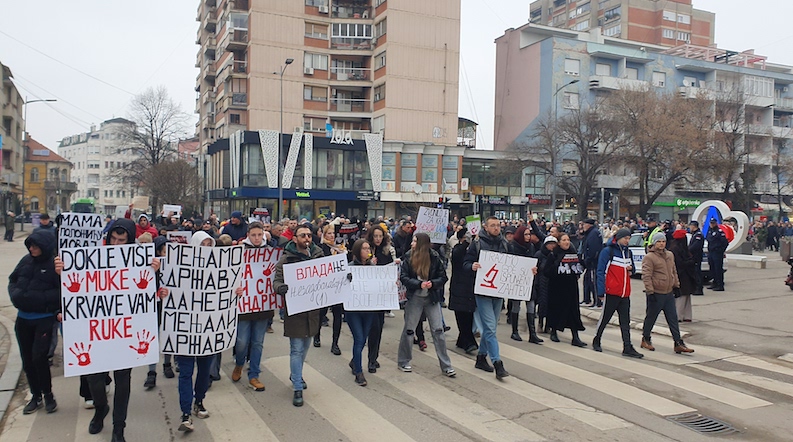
2, 0, 792, 151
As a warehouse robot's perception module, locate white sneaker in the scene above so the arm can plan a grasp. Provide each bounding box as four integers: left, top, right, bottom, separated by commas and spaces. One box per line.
84, 399, 94, 409
385, 311, 395, 318
178, 414, 194, 432
444, 368, 457, 377
398, 365, 412, 373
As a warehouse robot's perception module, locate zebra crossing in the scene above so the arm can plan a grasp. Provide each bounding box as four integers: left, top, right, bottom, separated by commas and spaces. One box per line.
2, 315, 793, 442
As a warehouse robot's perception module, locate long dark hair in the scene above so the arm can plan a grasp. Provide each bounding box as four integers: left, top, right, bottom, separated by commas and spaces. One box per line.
351, 239, 372, 264
366, 225, 390, 249
411, 232, 432, 280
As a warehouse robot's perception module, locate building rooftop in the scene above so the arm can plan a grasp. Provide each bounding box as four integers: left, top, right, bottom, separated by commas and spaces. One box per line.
26, 137, 70, 163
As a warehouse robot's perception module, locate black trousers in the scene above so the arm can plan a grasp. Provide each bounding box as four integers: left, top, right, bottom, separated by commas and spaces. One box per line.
582, 268, 598, 304
88, 369, 131, 431
15, 316, 56, 397
453, 311, 477, 350
692, 261, 704, 294
367, 311, 385, 365
642, 293, 681, 343
317, 304, 344, 344
709, 253, 725, 289
593, 295, 632, 347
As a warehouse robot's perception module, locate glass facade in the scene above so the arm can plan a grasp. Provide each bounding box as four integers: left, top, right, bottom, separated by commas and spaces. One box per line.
462, 160, 523, 196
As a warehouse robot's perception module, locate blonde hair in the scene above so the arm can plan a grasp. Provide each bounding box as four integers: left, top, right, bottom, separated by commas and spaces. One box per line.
137, 232, 153, 244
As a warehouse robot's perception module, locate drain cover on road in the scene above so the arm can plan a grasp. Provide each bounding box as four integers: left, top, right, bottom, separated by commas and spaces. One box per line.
667, 412, 739, 435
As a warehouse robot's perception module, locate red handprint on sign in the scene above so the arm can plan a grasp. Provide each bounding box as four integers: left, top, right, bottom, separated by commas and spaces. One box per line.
262, 263, 276, 277
68, 342, 92, 366
129, 330, 155, 356
134, 270, 152, 289
63, 273, 83, 293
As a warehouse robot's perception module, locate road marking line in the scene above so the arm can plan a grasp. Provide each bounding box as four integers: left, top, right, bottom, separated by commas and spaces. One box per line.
498, 344, 696, 416
263, 356, 415, 442
441, 351, 632, 431
690, 365, 793, 400
377, 364, 545, 441
200, 374, 280, 441
547, 335, 771, 409
724, 355, 793, 378
598, 328, 718, 365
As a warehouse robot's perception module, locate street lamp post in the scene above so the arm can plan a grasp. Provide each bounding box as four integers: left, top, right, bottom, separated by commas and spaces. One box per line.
21, 97, 56, 220
277, 58, 294, 222
549, 79, 579, 220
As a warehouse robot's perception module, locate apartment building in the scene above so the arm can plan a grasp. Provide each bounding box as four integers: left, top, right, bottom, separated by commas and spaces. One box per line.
24, 137, 76, 215
529, 0, 714, 47
197, 0, 463, 218
1, 61, 25, 217
494, 22, 793, 219
58, 118, 141, 217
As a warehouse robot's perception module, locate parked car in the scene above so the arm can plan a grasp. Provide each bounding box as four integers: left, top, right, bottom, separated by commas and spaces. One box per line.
14, 212, 32, 224
627, 232, 723, 282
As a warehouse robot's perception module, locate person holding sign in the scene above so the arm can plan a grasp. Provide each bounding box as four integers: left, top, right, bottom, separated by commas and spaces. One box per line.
543, 234, 587, 347
316, 224, 346, 355
397, 233, 456, 377
345, 239, 379, 386
273, 224, 327, 407
9, 229, 61, 415
365, 225, 399, 373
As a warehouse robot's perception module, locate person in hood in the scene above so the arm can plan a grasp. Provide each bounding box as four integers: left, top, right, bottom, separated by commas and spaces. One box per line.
190, 230, 216, 247
221, 211, 247, 242
669, 228, 697, 323
9, 229, 60, 415
135, 214, 159, 239
592, 228, 643, 358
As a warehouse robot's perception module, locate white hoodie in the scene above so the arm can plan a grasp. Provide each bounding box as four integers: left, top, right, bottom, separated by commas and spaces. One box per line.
190, 230, 216, 247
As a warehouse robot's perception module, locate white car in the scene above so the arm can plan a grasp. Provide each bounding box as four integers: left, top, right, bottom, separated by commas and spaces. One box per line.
626, 232, 722, 281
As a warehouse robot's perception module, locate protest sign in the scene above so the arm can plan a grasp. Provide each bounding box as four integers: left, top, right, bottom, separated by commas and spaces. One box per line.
60, 243, 158, 377
160, 243, 244, 356
335, 222, 363, 248
239, 247, 283, 313
474, 250, 537, 301
344, 265, 399, 311
283, 253, 350, 315
132, 196, 149, 210
162, 204, 182, 218
251, 208, 271, 224
166, 231, 192, 244
415, 207, 449, 244
59, 212, 104, 249
465, 214, 482, 236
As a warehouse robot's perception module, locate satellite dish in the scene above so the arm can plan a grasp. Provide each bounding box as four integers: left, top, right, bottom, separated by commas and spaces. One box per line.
413, 184, 423, 194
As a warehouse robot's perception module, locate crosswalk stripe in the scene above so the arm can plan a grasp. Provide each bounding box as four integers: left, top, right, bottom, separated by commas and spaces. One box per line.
723, 355, 793, 378
442, 350, 633, 431
689, 365, 793, 400
199, 374, 280, 441
543, 335, 771, 410
263, 356, 415, 442
498, 344, 696, 416
376, 364, 545, 441
597, 328, 721, 365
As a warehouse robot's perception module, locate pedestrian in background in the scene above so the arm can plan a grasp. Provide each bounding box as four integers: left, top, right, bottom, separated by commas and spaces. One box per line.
669, 228, 697, 322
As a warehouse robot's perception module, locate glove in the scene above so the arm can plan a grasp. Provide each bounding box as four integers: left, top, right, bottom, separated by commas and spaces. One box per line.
346, 272, 353, 282
276, 284, 289, 296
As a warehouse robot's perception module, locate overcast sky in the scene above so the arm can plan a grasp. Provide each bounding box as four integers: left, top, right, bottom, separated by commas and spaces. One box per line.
2, 0, 792, 152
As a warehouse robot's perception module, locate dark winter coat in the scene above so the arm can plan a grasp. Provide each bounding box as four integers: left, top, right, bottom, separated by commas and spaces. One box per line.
688, 230, 705, 264
399, 249, 447, 305
462, 231, 510, 299
533, 247, 552, 318
669, 236, 697, 297
392, 229, 413, 259
544, 244, 585, 332
579, 226, 603, 270
449, 240, 476, 312
273, 240, 325, 338
222, 220, 248, 242
372, 243, 395, 266
8, 229, 60, 314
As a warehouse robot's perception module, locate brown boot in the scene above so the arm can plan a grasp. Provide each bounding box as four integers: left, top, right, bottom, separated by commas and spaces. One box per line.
674, 340, 694, 354
640, 337, 655, 351
232, 365, 243, 382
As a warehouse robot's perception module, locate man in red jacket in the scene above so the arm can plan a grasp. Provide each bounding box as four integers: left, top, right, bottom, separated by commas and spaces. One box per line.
592, 228, 643, 358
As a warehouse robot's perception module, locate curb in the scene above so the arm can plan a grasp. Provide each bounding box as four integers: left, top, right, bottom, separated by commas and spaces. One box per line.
0, 313, 21, 424
579, 306, 689, 339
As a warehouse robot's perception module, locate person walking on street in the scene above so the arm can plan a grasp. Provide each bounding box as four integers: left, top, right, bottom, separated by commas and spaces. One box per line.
640, 233, 694, 354
688, 221, 705, 296
592, 228, 643, 358
669, 229, 697, 322
398, 233, 456, 377
448, 229, 478, 354
706, 218, 728, 292
580, 219, 603, 308
544, 234, 587, 348
346, 239, 379, 386
317, 224, 345, 355
5, 211, 16, 241
366, 225, 398, 372
9, 229, 61, 415
508, 225, 543, 344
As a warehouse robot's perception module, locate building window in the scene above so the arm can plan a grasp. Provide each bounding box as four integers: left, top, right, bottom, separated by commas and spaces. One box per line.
663, 29, 674, 39
304, 85, 328, 101
374, 19, 387, 38
304, 53, 329, 70
421, 154, 438, 183
595, 63, 611, 76
229, 113, 241, 124
376, 0, 386, 6
662, 10, 675, 21
304, 23, 328, 39
303, 116, 327, 132
331, 23, 372, 38
88, 161, 100, 169
401, 153, 417, 182
571, 20, 589, 31
30, 167, 39, 183
375, 52, 386, 69
564, 58, 580, 76
652, 72, 666, 87
626, 67, 639, 80
603, 24, 620, 37
563, 92, 579, 109
677, 31, 690, 42
604, 6, 620, 21
374, 84, 385, 102
30, 197, 39, 211
683, 76, 698, 87
229, 12, 248, 30
677, 13, 690, 24
372, 115, 385, 134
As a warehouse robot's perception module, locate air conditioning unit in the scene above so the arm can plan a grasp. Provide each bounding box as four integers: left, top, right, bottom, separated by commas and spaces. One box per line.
294, 126, 303, 133
318, 5, 329, 14
784, 87, 789, 92
304, 67, 314, 75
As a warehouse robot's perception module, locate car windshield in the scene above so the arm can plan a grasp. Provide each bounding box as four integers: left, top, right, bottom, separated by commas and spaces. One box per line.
628, 234, 644, 247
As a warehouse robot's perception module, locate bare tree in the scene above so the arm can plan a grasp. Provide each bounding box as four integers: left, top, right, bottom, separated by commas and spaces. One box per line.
142, 160, 204, 218
771, 135, 793, 221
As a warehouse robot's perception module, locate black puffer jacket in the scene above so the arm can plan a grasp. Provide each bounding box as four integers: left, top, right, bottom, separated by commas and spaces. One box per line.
400, 249, 447, 305
449, 240, 476, 312
9, 229, 60, 314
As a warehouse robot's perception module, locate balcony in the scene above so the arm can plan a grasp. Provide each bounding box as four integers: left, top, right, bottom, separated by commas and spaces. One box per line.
331, 37, 373, 51
230, 0, 249, 11
44, 181, 78, 192
332, 5, 372, 19
775, 97, 793, 111
588, 75, 648, 91
201, 61, 216, 81
222, 30, 248, 52
204, 8, 217, 31
330, 67, 370, 81
329, 98, 370, 113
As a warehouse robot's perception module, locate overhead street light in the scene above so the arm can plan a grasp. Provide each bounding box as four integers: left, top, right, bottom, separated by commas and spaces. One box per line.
549, 80, 579, 219
277, 58, 294, 222
21, 97, 57, 219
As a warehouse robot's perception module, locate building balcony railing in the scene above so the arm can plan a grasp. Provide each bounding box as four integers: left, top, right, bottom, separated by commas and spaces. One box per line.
44, 181, 78, 192
329, 98, 370, 112
589, 75, 648, 91
222, 29, 248, 51
202, 61, 216, 80
332, 6, 372, 19
330, 67, 370, 81
330, 37, 373, 51
775, 97, 793, 111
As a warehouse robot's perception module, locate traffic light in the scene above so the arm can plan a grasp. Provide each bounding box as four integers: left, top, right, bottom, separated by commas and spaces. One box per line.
603, 190, 613, 215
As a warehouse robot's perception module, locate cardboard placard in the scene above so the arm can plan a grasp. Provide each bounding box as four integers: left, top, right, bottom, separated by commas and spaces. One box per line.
58, 212, 105, 249
415, 207, 449, 244
238, 247, 283, 313
132, 196, 150, 210
166, 231, 192, 244
60, 244, 158, 377
343, 265, 399, 311
474, 251, 537, 300
283, 254, 350, 315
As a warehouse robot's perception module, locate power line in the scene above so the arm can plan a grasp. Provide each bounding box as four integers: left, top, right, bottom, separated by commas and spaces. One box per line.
460, 54, 487, 150
13, 84, 92, 132
0, 29, 135, 96
12, 74, 105, 122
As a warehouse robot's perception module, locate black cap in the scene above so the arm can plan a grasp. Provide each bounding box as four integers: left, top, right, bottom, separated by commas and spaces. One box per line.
504, 226, 517, 234
646, 217, 656, 222
583, 218, 596, 225
709, 218, 718, 224
689, 220, 699, 227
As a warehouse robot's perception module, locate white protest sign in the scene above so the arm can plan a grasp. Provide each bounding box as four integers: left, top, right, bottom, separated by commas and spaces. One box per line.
284, 253, 350, 315
465, 214, 481, 236
160, 243, 244, 356
162, 204, 182, 218
60, 244, 158, 377
166, 231, 192, 244
415, 206, 449, 244
344, 265, 399, 311
239, 247, 283, 313
474, 251, 537, 300
59, 212, 104, 249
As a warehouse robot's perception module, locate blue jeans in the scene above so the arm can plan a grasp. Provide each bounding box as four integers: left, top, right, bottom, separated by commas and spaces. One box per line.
174, 355, 213, 415
289, 337, 312, 391
345, 311, 376, 374
235, 318, 271, 379
475, 295, 502, 362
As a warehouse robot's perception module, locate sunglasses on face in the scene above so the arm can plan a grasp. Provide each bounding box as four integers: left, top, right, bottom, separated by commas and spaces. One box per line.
297, 233, 312, 238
